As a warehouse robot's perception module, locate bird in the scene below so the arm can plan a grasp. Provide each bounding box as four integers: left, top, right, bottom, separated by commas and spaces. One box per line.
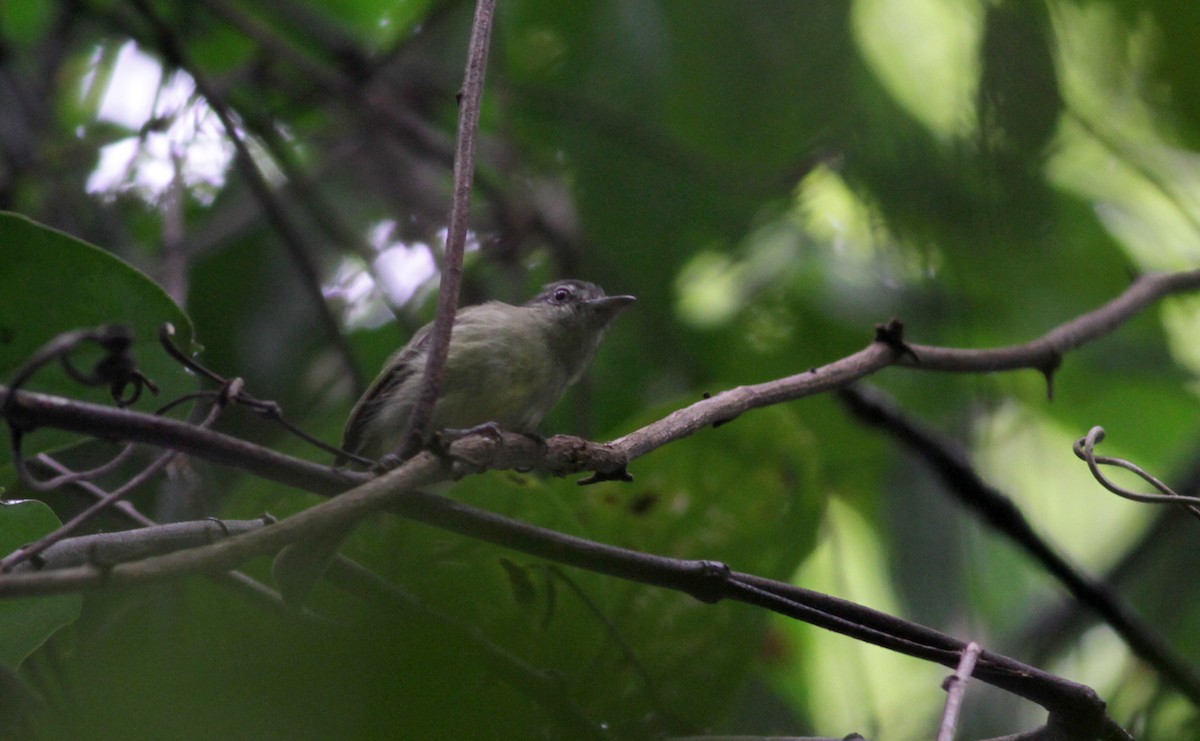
339, 279, 636, 465
272, 279, 636, 606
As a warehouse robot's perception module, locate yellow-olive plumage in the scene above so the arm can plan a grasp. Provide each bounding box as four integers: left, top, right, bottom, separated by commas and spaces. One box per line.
340, 279, 635, 464
273, 279, 634, 606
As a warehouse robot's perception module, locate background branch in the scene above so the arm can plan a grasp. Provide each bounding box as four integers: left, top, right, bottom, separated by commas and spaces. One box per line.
128, 0, 366, 394
838, 383, 1200, 706
7, 3, 1197, 737
0, 448, 1129, 737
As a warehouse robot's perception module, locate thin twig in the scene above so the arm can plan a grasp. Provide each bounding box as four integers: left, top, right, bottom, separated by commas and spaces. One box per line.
13, 443, 136, 492
2, 325, 155, 420
938, 642, 982, 741
34, 454, 157, 526
397, 0, 497, 459
157, 324, 370, 464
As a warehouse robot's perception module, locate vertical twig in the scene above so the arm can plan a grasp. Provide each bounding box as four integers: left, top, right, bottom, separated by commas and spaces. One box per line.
160, 147, 189, 305
937, 641, 981, 741
397, 0, 497, 458
128, 0, 366, 395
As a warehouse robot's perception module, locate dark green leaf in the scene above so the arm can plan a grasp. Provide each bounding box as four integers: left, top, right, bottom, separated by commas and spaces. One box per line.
0, 499, 81, 668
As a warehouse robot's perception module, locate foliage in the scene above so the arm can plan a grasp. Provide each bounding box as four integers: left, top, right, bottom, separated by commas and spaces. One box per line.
0, 500, 79, 668
1, 1, 1200, 739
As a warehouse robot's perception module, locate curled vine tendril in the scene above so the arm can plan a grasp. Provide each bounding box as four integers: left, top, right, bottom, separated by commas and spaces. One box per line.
1073, 426, 1200, 522
3, 325, 157, 420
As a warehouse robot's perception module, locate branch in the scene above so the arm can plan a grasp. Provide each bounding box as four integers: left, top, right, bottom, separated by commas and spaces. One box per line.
617, 269, 1200, 459
4, 267, 1192, 737
6, 518, 270, 572
128, 0, 366, 394
898, 269, 1200, 386
839, 383, 1200, 707
399, 0, 496, 457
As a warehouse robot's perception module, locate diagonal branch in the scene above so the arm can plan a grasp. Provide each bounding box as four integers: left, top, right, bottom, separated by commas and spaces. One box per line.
2, 266, 1195, 739
128, 0, 366, 394
615, 267, 1200, 460
898, 269, 1200, 381
838, 383, 1200, 708
0, 447, 1128, 737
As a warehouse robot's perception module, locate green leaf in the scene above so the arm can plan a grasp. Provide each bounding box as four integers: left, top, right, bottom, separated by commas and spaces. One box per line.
0, 0, 54, 42
0, 500, 81, 668
0, 212, 195, 464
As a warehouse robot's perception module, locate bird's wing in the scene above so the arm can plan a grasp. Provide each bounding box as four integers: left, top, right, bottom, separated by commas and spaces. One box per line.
337, 323, 434, 464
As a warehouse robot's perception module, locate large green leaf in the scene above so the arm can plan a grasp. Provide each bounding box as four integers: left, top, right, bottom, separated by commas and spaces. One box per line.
0, 499, 81, 668
0, 212, 195, 464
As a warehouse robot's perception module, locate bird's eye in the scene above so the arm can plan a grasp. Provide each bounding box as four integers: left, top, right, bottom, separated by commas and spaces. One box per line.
552, 286, 572, 303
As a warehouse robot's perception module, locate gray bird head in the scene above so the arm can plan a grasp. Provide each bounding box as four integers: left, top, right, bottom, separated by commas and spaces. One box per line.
526, 279, 637, 327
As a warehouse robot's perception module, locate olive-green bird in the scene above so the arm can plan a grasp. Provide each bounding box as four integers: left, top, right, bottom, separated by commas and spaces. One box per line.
273, 279, 635, 605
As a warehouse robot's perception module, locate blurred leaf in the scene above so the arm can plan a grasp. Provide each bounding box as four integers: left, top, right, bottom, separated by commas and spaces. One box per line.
0, 499, 81, 668
260, 404, 827, 734
5, 0, 1200, 736
977, 3, 1061, 158
0, 0, 53, 42
1147, 0, 1200, 143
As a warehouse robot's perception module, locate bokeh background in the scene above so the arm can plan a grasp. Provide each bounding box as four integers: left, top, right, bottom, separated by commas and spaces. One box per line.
3, 1, 1200, 738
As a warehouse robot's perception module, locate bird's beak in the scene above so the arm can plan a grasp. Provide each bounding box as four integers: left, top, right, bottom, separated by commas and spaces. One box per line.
586, 294, 637, 318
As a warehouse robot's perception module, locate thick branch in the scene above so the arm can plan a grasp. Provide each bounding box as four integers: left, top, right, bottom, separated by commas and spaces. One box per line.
8, 518, 270, 572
